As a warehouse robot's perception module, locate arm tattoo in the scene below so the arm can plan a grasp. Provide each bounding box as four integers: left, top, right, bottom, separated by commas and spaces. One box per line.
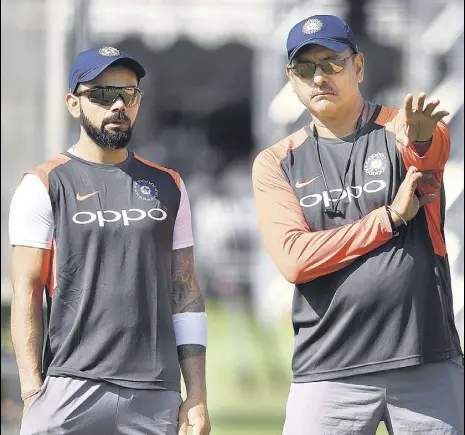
171, 246, 205, 314
172, 247, 206, 361
177, 344, 206, 361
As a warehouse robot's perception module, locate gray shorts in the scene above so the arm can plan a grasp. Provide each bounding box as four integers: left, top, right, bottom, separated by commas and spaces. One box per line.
20, 376, 182, 435
283, 357, 464, 435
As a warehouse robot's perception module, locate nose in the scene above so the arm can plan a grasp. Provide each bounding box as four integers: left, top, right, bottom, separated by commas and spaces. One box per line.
312, 65, 328, 87
110, 95, 127, 112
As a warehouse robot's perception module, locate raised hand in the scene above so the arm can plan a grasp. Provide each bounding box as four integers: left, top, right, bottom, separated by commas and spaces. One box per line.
397, 93, 450, 148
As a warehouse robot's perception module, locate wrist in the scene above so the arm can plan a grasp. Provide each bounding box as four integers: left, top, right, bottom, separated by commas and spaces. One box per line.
387, 205, 407, 227
412, 137, 432, 145
387, 207, 402, 227
21, 387, 42, 401
185, 387, 207, 401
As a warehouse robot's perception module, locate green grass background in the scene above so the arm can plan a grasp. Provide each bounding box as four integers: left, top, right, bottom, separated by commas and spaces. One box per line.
203, 302, 389, 435
1, 302, 388, 434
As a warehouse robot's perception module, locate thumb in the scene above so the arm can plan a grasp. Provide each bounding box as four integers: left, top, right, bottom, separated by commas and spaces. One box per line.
419, 193, 438, 206
406, 166, 419, 177
404, 168, 422, 193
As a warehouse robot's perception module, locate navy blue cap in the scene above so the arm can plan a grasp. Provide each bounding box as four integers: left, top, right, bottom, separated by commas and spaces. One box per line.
287, 15, 359, 62
69, 46, 146, 93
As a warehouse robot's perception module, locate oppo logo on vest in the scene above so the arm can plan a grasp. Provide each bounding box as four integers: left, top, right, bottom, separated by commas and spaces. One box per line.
300, 180, 387, 208
72, 208, 167, 227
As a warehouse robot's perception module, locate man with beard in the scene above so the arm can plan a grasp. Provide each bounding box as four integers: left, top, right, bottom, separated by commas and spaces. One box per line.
9, 46, 210, 435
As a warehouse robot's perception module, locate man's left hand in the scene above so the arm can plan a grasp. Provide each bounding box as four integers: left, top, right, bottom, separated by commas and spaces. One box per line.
178, 395, 211, 435
398, 93, 449, 148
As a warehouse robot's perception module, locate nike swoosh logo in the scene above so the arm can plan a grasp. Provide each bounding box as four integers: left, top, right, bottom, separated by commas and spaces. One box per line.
76, 191, 101, 201
295, 176, 321, 189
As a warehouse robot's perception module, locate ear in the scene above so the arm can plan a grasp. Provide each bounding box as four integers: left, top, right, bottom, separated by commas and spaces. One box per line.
354, 52, 365, 84
65, 93, 81, 119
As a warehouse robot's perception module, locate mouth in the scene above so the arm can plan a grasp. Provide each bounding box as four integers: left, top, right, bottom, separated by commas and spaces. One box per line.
312, 92, 336, 98
105, 121, 129, 128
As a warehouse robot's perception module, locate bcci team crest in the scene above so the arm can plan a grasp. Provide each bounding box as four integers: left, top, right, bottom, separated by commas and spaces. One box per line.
99, 46, 120, 57
364, 153, 388, 176
133, 180, 158, 201
302, 18, 324, 34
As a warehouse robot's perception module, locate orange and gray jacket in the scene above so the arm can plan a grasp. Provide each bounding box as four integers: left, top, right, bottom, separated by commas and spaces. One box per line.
253, 104, 462, 382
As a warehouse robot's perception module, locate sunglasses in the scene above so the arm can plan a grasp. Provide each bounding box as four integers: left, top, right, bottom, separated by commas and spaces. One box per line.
75, 86, 143, 107
287, 53, 357, 79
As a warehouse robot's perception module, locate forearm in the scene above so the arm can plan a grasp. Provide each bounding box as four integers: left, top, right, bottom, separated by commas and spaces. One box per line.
399, 121, 450, 170
253, 152, 395, 285
175, 294, 207, 397
179, 348, 207, 398
268, 207, 393, 284
11, 285, 44, 395
171, 246, 207, 397
173, 291, 207, 398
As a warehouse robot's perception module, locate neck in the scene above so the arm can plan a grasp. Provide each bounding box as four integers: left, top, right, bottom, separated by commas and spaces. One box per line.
312, 96, 367, 139
72, 132, 128, 164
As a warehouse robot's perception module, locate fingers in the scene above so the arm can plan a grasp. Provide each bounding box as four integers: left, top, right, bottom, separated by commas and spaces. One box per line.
417, 171, 441, 188
403, 166, 423, 191
420, 94, 450, 122
404, 94, 414, 123
422, 96, 449, 121
409, 172, 424, 186
419, 193, 438, 206
178, 423, 188, 435
416, 92, 427, 112
405, 93, 449, 119
178, 414, 189, 435
423, 99, 440, 116
432, 110, 450, 123
406, 166, 419, 177
404, 167, 442, 195
190, 422, 209, 435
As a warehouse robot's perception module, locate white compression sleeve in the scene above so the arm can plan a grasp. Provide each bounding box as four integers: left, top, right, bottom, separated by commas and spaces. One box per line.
172, 312, 207, 347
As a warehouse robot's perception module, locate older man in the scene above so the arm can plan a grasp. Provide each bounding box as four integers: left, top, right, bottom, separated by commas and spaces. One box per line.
253, 15, 463, 435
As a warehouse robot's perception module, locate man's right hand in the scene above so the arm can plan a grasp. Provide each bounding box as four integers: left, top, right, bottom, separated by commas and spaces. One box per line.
389, 166, 440, 226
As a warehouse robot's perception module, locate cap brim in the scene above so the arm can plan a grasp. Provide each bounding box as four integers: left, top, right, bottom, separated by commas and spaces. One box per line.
77, 58, 146, 88
288, 38, 351, 62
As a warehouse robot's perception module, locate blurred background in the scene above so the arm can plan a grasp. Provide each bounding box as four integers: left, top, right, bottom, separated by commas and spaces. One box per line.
1, 0, 463, 433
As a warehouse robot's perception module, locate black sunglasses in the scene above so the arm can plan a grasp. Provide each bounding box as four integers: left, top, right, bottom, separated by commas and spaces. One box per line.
75, 86, 143, 107
287, 53, 357, 79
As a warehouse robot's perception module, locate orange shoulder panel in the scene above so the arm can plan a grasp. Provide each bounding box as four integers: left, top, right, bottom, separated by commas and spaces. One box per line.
25, 154, 71, 191
133, 153, 181, 190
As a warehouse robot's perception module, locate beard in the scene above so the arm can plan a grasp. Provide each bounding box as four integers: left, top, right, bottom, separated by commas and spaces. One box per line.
80, 108, 133, 150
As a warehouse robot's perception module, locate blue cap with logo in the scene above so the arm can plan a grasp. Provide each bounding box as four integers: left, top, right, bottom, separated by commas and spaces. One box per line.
69, 46, 146, 93
287, 15, 359, 63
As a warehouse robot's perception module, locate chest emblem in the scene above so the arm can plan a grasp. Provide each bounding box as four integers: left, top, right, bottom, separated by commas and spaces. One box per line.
133, 179, 158, 201
364, 153, 388, 176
